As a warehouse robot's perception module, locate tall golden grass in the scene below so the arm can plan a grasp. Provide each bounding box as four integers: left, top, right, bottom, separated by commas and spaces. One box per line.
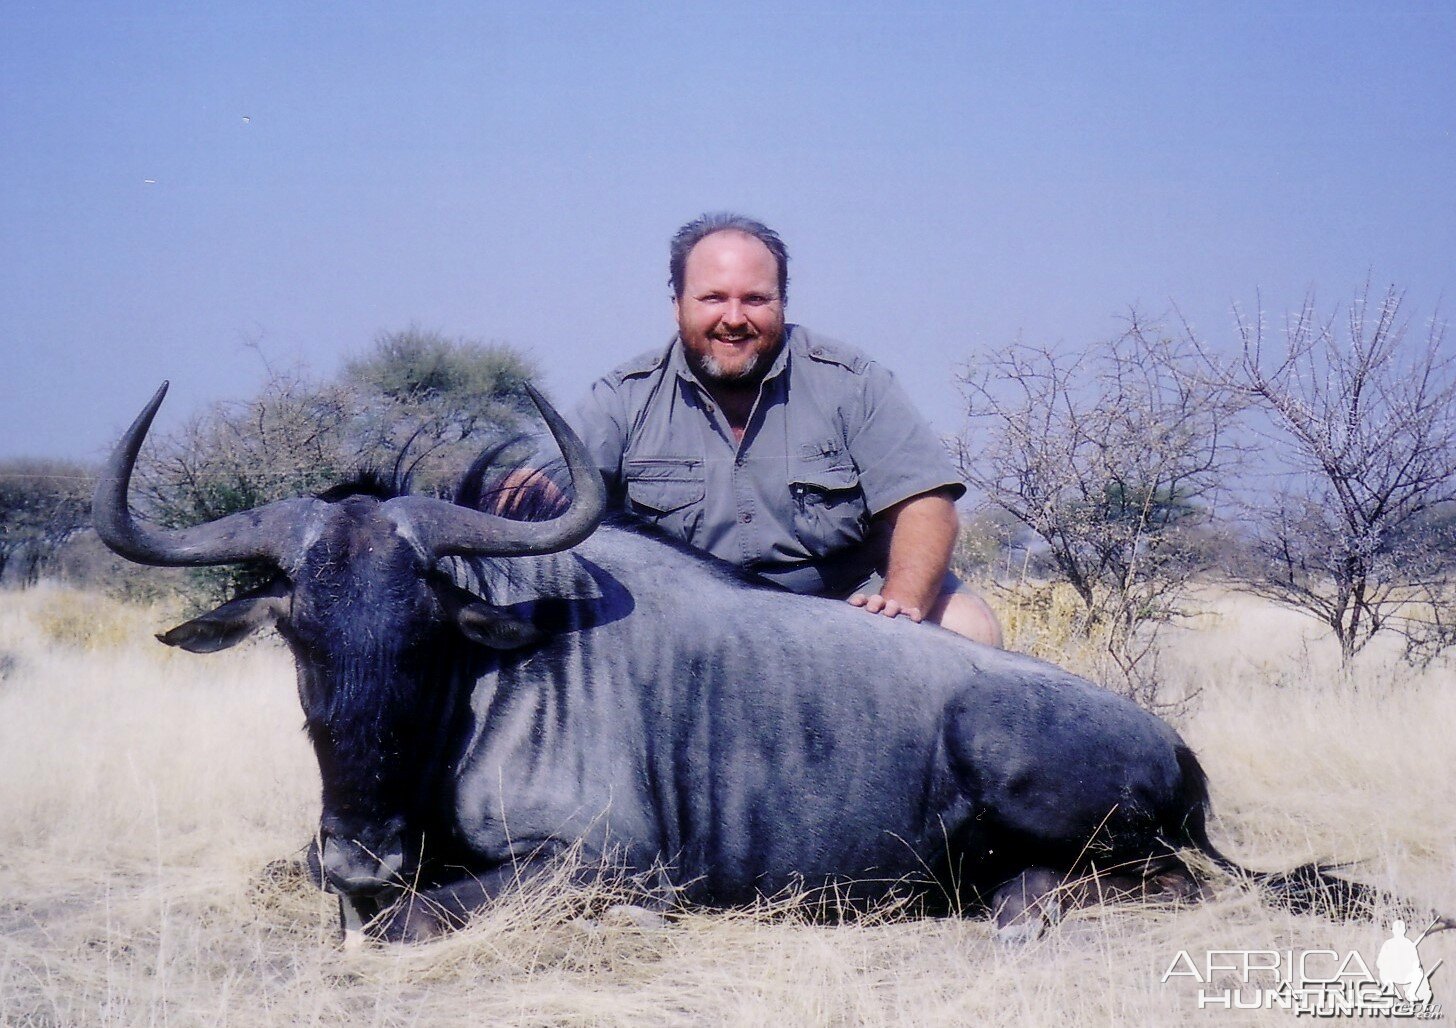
1, 583, 1451, 1026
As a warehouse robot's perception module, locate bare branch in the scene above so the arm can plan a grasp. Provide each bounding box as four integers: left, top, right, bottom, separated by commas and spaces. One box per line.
1212, 285, 1456, 664
956, 315, 1243, 703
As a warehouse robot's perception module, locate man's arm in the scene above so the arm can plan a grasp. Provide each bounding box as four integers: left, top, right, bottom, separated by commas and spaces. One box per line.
848, 488, 959, 621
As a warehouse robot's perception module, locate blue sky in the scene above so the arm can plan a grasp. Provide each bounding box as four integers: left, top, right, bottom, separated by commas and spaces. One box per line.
3, 2, 1453, 461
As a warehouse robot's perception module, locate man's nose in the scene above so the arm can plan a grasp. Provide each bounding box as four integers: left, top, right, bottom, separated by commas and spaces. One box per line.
721, 299, 747, 326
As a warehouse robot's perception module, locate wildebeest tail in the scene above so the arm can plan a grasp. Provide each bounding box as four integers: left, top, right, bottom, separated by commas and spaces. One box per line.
1169, 743, 1394, 923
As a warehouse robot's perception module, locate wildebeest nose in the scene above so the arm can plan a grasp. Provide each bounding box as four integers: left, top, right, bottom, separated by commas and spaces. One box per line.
320, 833, 405, 895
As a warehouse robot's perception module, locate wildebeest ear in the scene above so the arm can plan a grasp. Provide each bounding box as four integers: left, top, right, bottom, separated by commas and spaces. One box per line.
455, 602, 545, 650
157, 579, 291, 653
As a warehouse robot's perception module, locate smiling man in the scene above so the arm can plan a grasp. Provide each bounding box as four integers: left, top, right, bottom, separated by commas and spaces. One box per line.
570, 213, 1002, 646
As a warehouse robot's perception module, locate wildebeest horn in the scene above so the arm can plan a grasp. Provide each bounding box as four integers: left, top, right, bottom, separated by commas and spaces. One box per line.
92, 382, 325, 568
384, 384, 607, 559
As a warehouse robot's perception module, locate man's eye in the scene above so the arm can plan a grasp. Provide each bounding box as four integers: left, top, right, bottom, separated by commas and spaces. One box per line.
746, 295, 774, 305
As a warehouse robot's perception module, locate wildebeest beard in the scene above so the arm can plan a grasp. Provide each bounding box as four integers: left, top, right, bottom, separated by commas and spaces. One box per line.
291, 450, 585, 832
280, 500, 476, 850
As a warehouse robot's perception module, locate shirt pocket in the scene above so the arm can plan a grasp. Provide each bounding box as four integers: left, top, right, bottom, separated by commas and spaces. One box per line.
625, 457, 705, 541
788, 459, 868, 558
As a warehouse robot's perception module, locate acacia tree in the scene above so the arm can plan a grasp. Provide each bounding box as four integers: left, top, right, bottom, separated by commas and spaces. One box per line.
133, 332, 540, 603
956, 318, 1240, 704
343, 328, 538, 492
1222, 285, 1456, 665
134, 368, 364, 602
0, 459, 94, 586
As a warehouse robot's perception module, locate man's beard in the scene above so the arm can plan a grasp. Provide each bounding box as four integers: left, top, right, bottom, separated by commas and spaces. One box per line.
684, 328, 781, 387
694, 348, 768, 384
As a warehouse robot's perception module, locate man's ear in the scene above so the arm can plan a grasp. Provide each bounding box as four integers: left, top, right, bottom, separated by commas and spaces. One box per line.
157, 578, 291, 653
455, 602, 545, 650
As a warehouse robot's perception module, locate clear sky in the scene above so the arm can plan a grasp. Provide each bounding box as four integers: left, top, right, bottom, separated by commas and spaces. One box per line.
3, 2, 1453, 462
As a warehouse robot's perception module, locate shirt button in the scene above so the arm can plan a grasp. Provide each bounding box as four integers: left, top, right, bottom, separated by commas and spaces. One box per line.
739, 511, 753, 524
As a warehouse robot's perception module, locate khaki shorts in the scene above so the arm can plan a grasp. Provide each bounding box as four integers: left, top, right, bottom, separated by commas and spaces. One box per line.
829, 569, 972, 602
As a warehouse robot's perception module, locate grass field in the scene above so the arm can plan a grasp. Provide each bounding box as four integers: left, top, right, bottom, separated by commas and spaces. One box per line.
1, 584, 1452, 1026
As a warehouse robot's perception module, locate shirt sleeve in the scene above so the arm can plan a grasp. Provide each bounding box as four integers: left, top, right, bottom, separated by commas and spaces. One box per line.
846, 362, 966, 515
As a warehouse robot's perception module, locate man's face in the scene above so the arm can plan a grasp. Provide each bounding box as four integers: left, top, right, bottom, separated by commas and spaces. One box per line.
674, 230, 786, 385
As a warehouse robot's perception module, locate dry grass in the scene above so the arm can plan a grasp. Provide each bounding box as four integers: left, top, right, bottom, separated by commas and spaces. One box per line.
991, 580, 1101, 668
1, 583, 1452, 1026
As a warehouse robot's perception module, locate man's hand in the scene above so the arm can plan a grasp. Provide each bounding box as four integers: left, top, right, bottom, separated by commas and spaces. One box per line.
846, 592, 924, 622
845, 489, 959, 622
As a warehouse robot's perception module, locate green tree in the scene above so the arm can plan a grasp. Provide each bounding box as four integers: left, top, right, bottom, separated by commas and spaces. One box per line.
134, 369, 364, 603
132, 331, 539, 604
0, 459, 95, 587
343, 328, 539, 491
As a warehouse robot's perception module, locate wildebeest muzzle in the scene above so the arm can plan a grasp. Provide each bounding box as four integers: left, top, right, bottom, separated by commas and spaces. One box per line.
316, 824, 407, 897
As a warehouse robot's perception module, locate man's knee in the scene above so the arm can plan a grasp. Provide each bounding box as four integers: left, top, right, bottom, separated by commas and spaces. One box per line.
928, 585, 1004, 648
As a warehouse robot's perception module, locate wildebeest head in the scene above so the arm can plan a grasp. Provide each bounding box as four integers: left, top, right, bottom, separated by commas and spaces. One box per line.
93, 383, 605, 897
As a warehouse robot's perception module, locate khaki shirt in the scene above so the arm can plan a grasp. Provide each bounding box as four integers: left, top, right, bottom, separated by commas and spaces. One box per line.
570, 325, 964, 595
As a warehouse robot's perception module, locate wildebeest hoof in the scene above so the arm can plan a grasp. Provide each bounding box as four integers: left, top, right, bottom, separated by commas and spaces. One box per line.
601, 903, 669, 928
994, 921, 1045, 946
991, 867, 1063, 942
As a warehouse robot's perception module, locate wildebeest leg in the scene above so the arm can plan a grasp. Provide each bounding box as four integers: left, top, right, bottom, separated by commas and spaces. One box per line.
375, 855, 581, 943
989, 862, 1206, 945
1061, 863, 1208, 908
597, 903, 670, 928
991, 867, 1064, 944
339, 894, 381, 952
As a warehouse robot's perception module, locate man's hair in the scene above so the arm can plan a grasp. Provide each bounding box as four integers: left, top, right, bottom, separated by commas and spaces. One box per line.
668, 213, 789, 302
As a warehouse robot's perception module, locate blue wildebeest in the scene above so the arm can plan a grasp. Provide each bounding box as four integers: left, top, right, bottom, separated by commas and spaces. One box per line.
95, 383, 1411, 944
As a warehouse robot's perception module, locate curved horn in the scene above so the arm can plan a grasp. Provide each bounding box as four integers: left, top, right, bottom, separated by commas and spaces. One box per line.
93, 382, 323, 568
385, 384, 607, 559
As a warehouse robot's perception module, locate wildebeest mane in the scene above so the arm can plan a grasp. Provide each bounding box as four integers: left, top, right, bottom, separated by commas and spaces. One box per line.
315, 467, 414, 503
455, 435, 573, 521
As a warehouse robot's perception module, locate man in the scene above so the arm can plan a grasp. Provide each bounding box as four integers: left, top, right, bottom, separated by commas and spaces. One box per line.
569, 213, 1002, 646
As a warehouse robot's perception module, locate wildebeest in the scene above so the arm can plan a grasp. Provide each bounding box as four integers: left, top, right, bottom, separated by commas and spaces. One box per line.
94, 383, 1420, 944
